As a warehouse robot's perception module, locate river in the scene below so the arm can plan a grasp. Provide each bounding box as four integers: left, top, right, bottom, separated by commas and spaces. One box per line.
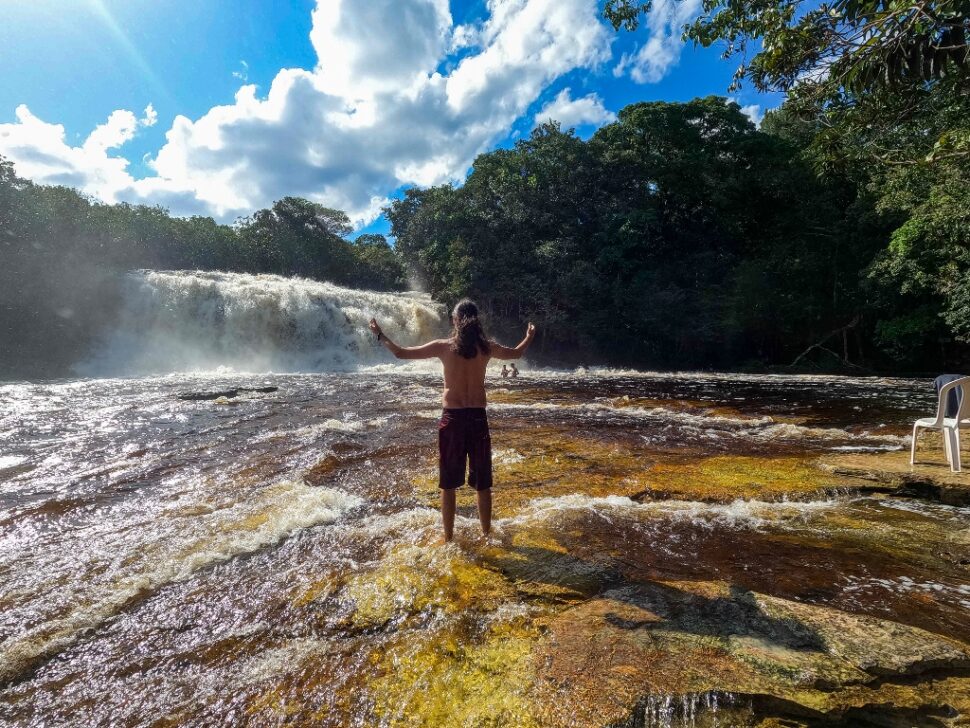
1, 272, 968, 726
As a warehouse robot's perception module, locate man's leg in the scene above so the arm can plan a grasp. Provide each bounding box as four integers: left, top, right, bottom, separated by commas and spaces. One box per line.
438, 410, 461, 542
441, 488, 457, 542
476, 488, 492, 536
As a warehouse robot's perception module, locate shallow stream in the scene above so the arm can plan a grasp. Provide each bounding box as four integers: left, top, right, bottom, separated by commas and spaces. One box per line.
1, 370, 968, 726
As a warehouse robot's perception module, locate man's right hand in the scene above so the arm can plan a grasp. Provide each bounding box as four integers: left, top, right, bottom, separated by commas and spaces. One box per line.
526, 322, 536, 338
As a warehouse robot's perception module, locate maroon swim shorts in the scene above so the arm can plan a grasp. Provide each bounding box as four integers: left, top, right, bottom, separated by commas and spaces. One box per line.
438, 408, 493, 491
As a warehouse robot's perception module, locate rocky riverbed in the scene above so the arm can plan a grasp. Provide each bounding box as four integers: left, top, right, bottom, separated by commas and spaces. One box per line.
1, 370, 968, 727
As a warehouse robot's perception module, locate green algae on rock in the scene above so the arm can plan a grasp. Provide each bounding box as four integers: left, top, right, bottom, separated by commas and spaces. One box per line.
411, 426, 661, 517
639, 454, 863, 503
342, 544, 515, 628
820, 447, 970, 506
369, 618, 543, 728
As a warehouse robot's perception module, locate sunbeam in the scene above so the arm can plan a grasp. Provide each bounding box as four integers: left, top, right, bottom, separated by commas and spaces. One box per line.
87, 0, 170, 104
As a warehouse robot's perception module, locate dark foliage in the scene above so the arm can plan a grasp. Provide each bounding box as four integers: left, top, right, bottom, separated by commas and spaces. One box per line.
388, 97, 967, 371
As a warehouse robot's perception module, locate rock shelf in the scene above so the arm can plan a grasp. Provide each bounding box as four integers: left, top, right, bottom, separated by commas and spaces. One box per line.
819, 446, 970, 506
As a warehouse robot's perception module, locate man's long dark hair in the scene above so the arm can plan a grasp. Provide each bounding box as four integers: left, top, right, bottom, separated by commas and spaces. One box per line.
450, 299, 491, 359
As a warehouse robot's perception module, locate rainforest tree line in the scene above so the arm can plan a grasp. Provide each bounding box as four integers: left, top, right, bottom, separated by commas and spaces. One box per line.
388, 98, 896, 369
583, 0, 970, 368
1, 0, 967, 375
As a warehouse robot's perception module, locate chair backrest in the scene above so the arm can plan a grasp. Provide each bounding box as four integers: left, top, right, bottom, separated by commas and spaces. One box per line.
934, 375, 970, 424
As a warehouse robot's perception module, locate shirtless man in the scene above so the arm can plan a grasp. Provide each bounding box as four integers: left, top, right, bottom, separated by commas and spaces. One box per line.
369, 299, 535, 542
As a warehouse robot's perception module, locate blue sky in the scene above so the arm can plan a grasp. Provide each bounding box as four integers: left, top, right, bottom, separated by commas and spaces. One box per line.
0, 0, 781, 237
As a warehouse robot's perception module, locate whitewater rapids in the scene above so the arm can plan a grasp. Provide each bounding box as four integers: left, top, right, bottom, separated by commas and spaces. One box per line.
78, 270, 449, 376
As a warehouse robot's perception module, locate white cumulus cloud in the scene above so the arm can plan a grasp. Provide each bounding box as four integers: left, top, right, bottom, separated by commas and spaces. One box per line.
739, 103, 764, 126
140, 103, 158, 127
311, 0, 453, 100
613, 0, 701, 84
0, 0, 620, 226
0, 105, 136, 201
82, 108, 138, 153
727, 97, 767, 127
534, 88, 616, 129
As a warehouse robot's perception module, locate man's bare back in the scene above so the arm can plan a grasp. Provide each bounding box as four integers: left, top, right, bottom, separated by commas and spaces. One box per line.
369, 336, 531, 408
437, 344, 490, 408
366, 315, 535, 408
368, 302, 535, 541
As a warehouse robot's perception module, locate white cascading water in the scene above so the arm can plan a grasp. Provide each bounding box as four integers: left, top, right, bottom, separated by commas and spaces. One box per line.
79, 270, 449, 375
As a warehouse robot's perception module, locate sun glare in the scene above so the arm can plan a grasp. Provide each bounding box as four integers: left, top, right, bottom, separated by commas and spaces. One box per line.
86, 0, 169, 100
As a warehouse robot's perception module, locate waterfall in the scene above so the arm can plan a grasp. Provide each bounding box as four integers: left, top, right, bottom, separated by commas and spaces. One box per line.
78, 270, 449, 375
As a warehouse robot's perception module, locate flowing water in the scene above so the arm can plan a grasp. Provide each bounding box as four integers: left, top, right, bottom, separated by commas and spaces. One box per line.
1, 272, 969, 727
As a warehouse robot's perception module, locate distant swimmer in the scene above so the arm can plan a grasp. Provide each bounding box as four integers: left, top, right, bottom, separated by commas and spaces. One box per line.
510, 363, 519, 379
501, 365, 510, 378
370, 300, 535, 542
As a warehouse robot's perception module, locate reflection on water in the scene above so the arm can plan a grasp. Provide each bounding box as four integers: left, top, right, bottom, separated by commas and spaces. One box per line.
1, 370, 968, 726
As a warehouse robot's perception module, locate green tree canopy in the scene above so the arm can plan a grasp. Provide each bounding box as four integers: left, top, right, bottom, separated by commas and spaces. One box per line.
603, 0, 970, 362
388, 97, 901, 368
604, 0, 970, 96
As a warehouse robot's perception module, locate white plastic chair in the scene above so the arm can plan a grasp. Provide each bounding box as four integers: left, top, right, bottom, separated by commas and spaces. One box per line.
910, 375, 970, 472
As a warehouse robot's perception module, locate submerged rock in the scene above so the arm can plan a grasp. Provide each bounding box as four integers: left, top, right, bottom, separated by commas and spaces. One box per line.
411, 425, 658, 517
178, 386, 279, 401
532, 580, 970, 726
821, 449, 970, 506
637, 454, 861, 503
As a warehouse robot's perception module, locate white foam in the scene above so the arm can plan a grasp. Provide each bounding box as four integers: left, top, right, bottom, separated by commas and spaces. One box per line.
506, 493, 838, 530
235, 638, 333, 685
493, 448, 526, 465
0, 455, 27, 468
841, 574, 970, 605
347, 507, 441, 542
255, 415, 391, 443
873, 498, 970, 522
524, 367, 924, 388
489, 401, 908, 445
829, 444, 905, 452
750, 422, 907, 444
0, 481, 362, 682
77, 270, 449, 376
489, 401, 769, 428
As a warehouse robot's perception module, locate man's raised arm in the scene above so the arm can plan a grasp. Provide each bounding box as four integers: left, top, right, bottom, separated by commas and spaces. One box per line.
369, 318, 447, 360
490, 323, 536, 360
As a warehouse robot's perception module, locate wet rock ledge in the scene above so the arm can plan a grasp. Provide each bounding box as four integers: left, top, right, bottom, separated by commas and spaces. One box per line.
819, 446, 970, 507
532, 581, 970, 727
